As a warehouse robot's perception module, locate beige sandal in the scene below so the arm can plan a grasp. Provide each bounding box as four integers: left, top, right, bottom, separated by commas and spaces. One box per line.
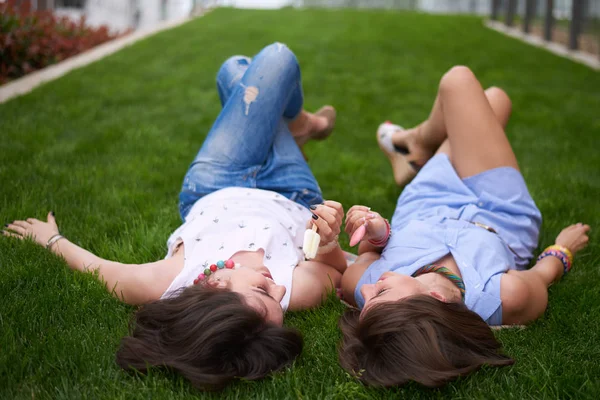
377, 121, 419, 187
311, 105, 336, 141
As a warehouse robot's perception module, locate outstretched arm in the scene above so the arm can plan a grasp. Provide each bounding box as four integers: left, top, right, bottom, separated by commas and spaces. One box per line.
4, 212, 181, 305
501, 223, 591, 325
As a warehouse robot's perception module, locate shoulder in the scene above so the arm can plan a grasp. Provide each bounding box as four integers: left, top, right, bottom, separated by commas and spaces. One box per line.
340, 252, 380, 307
118, 254, 185, 305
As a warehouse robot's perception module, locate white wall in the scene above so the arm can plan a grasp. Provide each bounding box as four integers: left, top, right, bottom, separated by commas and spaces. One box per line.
417, 0, 489, 15
166, 0, 194, 19
80, 0, 193, 33
85, 0, 135, 32
230, 0, 293, 9
137, 0, 162, 30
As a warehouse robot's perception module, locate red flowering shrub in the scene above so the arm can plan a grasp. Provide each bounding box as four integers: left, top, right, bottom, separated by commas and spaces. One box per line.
0, 0, 120, 84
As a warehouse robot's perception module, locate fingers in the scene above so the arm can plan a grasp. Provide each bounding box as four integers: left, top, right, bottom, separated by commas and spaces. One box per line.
309, 201, 344, 243
345, 210, 378, 236
345, 213, 366, 236
347, 205, 371, 213
569, 223, 591, 240
310, 214, 334, 242
322, 200, 343, 214
27, 218, 41, 224
47, 211, 57, 226
577, 224, 591, 249
346, 211, 377, 229
2, 230, 22, 240
5, 223, 26, 236
567, 223, 590, 232
316, 201, 343, 224
312, 204, 340, 223
312, 207, 337, 228
345, 205, 371, 223
13, 220, 32, 229
556, 222, 592, 255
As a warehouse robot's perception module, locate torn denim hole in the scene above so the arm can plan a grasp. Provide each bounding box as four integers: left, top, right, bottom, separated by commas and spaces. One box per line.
240, 84, 259, 115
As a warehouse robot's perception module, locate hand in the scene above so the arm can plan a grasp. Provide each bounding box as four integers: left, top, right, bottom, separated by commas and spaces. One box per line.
307, 200, 343, 245
555, 223, 590, 255
3, 212, 60, 248
345, 205, 388, 246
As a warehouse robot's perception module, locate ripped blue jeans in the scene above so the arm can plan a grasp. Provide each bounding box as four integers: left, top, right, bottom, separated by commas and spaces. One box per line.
178, 42, 323, 220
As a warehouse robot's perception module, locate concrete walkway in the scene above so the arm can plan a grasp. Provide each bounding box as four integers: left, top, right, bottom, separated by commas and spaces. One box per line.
0, 13, 206, 104
485, 20, 599, 71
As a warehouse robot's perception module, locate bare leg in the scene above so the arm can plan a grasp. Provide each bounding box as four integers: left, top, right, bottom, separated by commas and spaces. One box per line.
385, 85, 513, 184
393, 66, 518, 178
434, 86, 513, 158
217, 55, 335, 153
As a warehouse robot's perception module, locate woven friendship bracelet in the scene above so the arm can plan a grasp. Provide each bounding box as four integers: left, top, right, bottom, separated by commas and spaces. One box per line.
537, 245, 573, 274
547, 244, 574, 264
368, 218, 391, 247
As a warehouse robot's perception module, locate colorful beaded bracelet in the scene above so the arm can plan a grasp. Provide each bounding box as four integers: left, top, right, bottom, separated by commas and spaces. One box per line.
369, 218, 391, 247
537, 245, 573, 274
549, 244, 573, 264
193, 259, 240, 285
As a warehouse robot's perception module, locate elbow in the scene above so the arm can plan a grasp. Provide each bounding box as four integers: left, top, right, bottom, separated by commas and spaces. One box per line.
328, 269, 342, 289
501, 274, 548, 325
340, 274, 357, 307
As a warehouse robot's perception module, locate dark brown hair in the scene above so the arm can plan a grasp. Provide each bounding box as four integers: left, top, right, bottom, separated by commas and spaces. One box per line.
116, 285, 303, 390
338, 295, 513, 387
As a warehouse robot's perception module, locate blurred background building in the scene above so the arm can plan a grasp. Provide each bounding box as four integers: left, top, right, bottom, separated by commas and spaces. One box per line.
23, 0, 599, 57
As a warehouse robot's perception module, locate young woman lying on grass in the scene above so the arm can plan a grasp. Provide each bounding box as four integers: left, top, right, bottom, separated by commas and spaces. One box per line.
4, 43, 346, 390
339, 66, 591, 388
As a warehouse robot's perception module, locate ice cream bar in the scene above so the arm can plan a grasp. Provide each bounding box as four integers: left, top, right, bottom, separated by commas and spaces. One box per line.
349, 223, 367, 247
303, 224, 320, 259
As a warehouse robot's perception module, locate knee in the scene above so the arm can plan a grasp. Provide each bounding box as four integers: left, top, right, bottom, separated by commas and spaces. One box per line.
439, 65, 478, 93
217, 55, 251, 83
263, 42, 296, 59
260, 42, 299, 72
486, 86, 512, 114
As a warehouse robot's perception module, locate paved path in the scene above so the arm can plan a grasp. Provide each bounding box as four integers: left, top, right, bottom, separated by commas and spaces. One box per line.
485, 20, 599, 71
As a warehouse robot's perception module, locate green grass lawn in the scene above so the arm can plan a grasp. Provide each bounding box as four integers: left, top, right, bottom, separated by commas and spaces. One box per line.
1, 7, 599, 399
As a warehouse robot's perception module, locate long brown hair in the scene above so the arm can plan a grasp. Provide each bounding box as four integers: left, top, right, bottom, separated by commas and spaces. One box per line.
338, 295, 513, 387
116, 285, 303, 390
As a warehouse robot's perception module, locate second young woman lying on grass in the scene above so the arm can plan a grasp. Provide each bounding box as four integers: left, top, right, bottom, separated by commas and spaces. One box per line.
4, 43, 345, 390
340, 66, 591, 388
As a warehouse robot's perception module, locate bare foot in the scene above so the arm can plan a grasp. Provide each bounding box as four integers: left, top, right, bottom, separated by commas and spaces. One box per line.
391, 124, 435, 168
289, 106, 336, 149
377, 122, 435, 186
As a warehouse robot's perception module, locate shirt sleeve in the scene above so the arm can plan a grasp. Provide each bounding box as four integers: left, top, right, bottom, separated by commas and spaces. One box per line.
353, 258, 390, 309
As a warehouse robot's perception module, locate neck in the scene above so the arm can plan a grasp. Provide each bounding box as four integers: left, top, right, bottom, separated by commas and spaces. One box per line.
230, 249, 265, 267
419, 273, 463, 302
413, 265, 464, 303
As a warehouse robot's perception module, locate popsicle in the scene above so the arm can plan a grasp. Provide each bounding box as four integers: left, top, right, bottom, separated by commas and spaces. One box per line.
303, 224, 320, 259
349, 223, 367, 247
